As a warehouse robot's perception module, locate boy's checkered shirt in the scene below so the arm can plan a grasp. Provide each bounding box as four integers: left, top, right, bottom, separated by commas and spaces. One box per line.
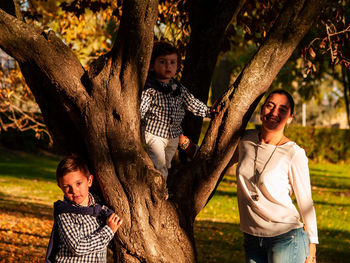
140, 80, 210, 138
55, 194, 115, 262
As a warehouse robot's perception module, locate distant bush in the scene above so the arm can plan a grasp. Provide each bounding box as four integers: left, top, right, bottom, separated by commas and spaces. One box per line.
284, 125, 350, 163
252, 124, 350, 163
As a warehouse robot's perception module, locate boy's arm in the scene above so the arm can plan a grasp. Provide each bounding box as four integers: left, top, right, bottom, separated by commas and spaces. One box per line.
140, 89, 154, 120
181, 86, 210, 117
57, 213, 115, 256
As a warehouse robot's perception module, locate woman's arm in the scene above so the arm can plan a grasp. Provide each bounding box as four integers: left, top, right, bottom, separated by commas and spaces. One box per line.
290, 149, 319, 254
305, 243, 317, 263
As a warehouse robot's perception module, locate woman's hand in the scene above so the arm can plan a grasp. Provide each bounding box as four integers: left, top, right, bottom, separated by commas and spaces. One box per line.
305, 243, 316, 263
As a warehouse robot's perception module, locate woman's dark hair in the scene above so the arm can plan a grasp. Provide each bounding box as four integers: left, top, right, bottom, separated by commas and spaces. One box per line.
56, 155, 90, 184
150, 41, 181, 65
262, 89, 295, 115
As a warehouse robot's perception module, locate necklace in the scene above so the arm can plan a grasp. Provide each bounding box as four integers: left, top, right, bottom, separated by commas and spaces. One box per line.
251, 135, 283, 201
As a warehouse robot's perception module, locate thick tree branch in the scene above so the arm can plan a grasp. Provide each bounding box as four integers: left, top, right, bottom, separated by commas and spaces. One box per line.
0, 9, 88, 110
192, 0, 327, 215
86, 0, 158, 157
0, 8, 93, 154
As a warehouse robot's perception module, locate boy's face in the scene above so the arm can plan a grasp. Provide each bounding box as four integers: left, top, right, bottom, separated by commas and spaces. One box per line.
58, 170, 93, 206
150, 53, 178, 83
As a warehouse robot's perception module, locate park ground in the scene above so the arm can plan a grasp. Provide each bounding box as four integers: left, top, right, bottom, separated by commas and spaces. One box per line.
0, 148, 349, 262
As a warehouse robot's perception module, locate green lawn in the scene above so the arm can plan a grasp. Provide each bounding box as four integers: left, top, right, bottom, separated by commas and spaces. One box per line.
0, 148, 349, 262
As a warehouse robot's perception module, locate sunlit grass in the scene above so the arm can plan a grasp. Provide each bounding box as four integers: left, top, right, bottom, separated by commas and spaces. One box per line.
0, 149, 62, 207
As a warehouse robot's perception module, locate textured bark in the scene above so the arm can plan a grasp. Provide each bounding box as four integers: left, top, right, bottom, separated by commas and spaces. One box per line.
342, 67, 350, 128
0, 0, 326, 262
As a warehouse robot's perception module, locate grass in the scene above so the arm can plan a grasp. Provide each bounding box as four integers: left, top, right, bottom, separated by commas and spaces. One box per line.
0, 149, 62, 262
0, 148, 349, 262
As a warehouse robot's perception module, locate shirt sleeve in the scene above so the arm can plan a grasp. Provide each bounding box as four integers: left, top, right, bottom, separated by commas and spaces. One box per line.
57, 213, 115, 256
290, 149, 319, 244
181, 86, 210, 117
140, 89, 154, 120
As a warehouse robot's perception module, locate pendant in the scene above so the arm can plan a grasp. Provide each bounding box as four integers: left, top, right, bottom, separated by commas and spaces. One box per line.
251, 170, 260, 201
251, 194, 259, 201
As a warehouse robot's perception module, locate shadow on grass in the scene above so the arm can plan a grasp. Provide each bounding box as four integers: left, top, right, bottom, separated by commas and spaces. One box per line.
194, 220, 350, 263
310, 167, 345, 175
194, 220, 244, 263
314, 199, 350, 207
0, 149, 60, 182
0, 191, 53, 220
214, 189, 237, 198
0, 228, 49, 239
317, 228, 350, 263
311, 177, 350, 190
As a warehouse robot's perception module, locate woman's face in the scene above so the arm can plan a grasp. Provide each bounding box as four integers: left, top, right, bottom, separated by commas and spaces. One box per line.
261, 93, 293, 132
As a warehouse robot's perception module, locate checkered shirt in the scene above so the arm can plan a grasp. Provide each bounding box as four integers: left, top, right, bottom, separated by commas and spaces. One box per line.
140, 79, 210, 138
55, 194, 115, 262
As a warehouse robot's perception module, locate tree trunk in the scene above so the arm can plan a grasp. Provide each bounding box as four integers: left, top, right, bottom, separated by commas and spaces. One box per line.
342, 67, 350, 128
0, 0, 326, 262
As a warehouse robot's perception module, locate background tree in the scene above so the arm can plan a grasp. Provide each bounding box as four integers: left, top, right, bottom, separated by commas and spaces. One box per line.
0, 0, 327, 262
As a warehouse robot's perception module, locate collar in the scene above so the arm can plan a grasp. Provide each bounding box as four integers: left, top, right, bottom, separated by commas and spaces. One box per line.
145, 73, 181, 96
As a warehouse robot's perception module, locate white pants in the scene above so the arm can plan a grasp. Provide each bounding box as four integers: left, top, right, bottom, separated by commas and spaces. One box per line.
144, 131, 179, 180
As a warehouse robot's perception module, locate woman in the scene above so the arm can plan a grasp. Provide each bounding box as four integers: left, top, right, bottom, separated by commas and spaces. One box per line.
235, 90, 318, 263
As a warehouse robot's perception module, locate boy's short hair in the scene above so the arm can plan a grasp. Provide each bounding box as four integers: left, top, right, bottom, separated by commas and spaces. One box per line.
150, 41, 181, 65
56, 155, 90, 184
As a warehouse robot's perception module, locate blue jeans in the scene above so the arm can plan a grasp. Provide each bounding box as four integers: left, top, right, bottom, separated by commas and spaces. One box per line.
244, 227, 309, 263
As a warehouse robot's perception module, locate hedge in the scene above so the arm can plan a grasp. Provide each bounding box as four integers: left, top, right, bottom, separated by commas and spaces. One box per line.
284, 125, 350, 163
200, 122, 350, 163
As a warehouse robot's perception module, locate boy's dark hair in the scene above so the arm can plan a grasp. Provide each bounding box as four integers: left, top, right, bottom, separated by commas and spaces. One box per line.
150, 41, 181, 65
56, 155, 90, 184
262, 89, 295, 115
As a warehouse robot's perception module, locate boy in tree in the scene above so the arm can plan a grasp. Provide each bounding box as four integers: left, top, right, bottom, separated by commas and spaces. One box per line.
45, 155, 122, 263
140, 41, 213, 180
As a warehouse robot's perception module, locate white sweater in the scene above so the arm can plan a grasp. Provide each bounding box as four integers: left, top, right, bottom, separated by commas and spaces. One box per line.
236, 129, 318, 243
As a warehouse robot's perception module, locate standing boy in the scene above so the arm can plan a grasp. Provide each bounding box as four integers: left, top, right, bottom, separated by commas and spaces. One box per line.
45, 155, 122, 262
140, 41, 211, 180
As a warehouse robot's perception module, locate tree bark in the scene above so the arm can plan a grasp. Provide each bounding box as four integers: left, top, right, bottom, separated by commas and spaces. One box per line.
342, 67, 350, 128
0, 0, 326, 262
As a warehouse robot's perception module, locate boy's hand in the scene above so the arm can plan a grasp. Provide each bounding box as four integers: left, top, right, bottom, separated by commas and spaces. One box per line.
107, 213, 123, 233
179, 134, 189, 147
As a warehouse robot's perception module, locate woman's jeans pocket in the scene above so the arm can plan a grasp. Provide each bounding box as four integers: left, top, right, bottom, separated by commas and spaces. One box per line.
244, 227, 309, 263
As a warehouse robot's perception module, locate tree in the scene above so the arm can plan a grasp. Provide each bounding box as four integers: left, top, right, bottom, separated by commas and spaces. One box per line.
0, 0, 326, 262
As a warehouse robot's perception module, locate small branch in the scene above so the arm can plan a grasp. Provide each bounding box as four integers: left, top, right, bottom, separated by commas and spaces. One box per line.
327, 25, 350, 37
326, 24, 335, 63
